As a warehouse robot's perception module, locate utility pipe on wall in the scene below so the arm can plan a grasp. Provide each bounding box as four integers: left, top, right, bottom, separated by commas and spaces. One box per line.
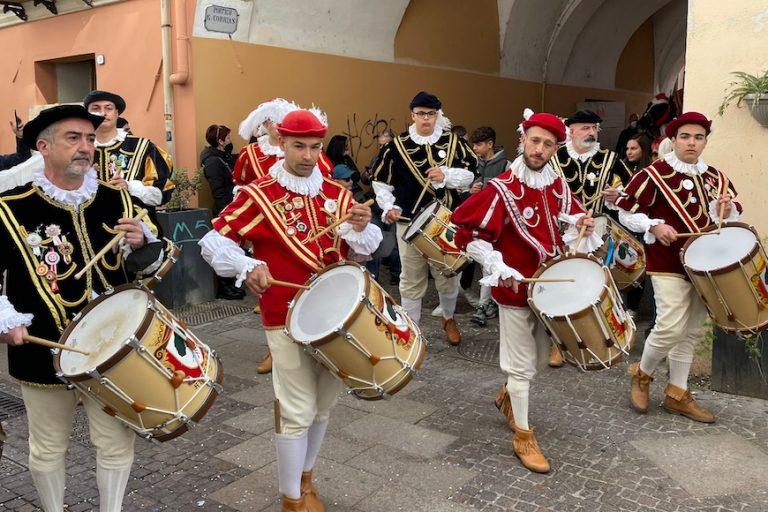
170, 0, 189, 85
160, 0, 176, 161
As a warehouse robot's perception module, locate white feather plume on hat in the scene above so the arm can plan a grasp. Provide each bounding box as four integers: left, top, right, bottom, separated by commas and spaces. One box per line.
516, 108, 534, 154
238, 98, 299, 141
307, 105, 328, 128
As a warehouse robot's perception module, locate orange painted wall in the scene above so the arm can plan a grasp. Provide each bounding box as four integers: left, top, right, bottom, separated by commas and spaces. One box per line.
0, 0, 197, 175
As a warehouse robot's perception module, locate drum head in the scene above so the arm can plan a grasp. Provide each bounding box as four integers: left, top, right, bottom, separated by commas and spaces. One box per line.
684, 226, 756, 272
531, 257, 605, 316
288, 264, 366, 343
403, 201, 438, 240
59, 288, 151, 375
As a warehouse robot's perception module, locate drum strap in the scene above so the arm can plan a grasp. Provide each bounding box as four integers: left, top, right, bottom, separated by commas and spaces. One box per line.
245, 144, 267, 180
489, 179, 558, 264
645, 164, 721, 233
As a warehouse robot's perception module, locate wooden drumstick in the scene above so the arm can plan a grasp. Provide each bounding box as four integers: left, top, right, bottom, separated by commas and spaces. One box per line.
572, 209, 594, 254
75, 208, 149, 280
675, 231, 717, 239
520, 278, 576, 283
267, 279, 310, 290
306, 199, 375, 243
23, 335, 90, 355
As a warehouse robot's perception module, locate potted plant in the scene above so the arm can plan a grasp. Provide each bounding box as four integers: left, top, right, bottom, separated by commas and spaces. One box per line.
154, 168, 215, 308
717, 70, 768, 127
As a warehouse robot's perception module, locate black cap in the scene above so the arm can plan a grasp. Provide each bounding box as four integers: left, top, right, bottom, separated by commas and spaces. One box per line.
83, 90, 126, 114
117, 117, 129, 129
23, 105, 104, 148
564, 109, 602, 126
409, 91, 442, 111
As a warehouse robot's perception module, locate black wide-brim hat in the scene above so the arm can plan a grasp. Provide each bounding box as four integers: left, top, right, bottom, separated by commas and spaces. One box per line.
83, 90, 126, 114
564, 109, 602, 126
23, 105, 105, 148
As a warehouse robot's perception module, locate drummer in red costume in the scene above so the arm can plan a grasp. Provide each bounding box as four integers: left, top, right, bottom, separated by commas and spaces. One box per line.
234, 99, 333, 187
612, 112, 740, 423
199, 109, 382, 512
452, 112, 600, 473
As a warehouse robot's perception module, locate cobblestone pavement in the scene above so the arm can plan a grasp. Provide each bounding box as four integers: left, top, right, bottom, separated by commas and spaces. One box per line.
2, 268, 768, 511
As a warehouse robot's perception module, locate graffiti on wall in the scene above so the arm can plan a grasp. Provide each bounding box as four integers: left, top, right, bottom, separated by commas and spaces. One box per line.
340, 113, 405, 160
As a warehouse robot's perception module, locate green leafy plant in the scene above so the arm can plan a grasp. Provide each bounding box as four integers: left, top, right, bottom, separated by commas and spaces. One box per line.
740, 332, 765, 382
162, 167, 203, 211
718, 70, 768, 116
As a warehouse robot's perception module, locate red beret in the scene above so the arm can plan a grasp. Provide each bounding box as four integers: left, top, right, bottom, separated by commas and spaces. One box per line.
522, 113, 566, 143
277, 110, 327, 138
664, 112, 712, 139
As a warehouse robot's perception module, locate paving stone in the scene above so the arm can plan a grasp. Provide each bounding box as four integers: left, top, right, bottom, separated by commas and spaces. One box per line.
229, 383, 278, 407
223, 406, 274, 435
338, 394, 439, 423
359, 484, 479, 511
342, 413, 458, 459
215, 436, 276, 471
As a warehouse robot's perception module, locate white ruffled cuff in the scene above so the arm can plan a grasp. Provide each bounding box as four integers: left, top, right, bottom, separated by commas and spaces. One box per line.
560, 213, 603, 253
339, 222, 383, 256
0, 296, 33, 333
127, 181, 163, 206
372, 181, 400, 220
466, 240, 524, 286
617, 208, 665, 244
434, 167, 474, 190
121, 222, 162, 273
199, 230, 265, 286
708, 199, 739, 223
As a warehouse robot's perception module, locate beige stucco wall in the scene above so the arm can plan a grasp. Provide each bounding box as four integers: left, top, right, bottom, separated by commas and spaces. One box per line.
685, 0, 768, 235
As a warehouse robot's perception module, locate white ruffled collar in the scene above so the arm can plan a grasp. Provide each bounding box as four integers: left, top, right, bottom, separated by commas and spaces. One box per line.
257, 134, 283, 157
95, 129, 128, 147
510, 155, 558, 190
33, 168, 99, 207
408, 124, 443, 145
269, 160, 323, 197
664, 152, 708, 176
565, 140, 599, 162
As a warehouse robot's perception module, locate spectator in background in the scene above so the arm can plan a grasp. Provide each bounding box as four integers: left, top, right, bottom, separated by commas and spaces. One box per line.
615, 113, 640, 154
463, 126, 512, 326
451, 125, 468, 141
117, 117, 132, 135
200, 124, 244, 300
326, 134, 359, 173
0, 119, 32, 171
623, 133, 652, 173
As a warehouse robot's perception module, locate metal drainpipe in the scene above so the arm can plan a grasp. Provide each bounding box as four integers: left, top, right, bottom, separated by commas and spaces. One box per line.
160, 0, 176, 161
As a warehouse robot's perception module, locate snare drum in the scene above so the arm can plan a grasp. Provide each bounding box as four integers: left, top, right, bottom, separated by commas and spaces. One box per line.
286, 262, 425, 400
681, 222, 768, 333
593, 215, 646, 291
402, 200, 469, 276
528, 253, 635, 371
54, 285, 223, 441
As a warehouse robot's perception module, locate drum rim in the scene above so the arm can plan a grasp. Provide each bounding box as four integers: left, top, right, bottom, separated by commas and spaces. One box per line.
143, 241, 181, 288
403, 200, 442, 242
284, 261, 371, 346
680, 221, 760, 275
527, 253, 612, 319
54, 284, 157, 380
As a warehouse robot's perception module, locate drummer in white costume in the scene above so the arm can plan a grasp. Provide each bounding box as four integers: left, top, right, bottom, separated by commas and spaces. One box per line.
613, 112, 740, 423
452, 112, 599, 473
371, 91, 477, 346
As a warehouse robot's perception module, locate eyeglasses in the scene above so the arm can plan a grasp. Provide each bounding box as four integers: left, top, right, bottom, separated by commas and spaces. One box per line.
412, 110, 438, 119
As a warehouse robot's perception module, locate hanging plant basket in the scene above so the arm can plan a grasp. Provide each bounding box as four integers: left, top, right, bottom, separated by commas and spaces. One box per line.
745, 94, 768, 128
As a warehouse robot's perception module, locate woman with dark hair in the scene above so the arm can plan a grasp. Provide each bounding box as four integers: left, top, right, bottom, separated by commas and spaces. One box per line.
326, 134, 359, 172
200, 124, 243, 300
623, 133, 652, 172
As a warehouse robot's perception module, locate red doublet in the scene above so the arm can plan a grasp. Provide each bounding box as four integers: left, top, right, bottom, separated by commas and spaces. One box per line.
213, 175, 354, 327
615, 159, 740, 276
233, 144, 333, 186
452, 169, 585, 307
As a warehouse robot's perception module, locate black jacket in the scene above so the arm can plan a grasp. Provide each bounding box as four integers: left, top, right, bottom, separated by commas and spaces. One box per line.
201, 146, 235, 216
0, 137, 32, 171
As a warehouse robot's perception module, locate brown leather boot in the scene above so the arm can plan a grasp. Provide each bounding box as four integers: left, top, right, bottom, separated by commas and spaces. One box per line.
281, 494, 309, 512
548, 344, 564, 368
628, 362, 653, 413
300, 470, 324, 512
256, 352, 273, 374
493, 384, 515, 430
663, 384, 716, 423
441, 318, 461, 346
512, 426, 550, 473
